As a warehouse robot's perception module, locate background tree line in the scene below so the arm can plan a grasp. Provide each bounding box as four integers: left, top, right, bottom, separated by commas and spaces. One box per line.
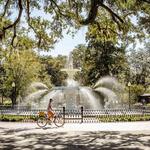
0, 0, 150, 105
0, 47, 68, 105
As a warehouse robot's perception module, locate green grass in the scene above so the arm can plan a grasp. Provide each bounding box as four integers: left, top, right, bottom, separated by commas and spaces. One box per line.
0, 114, 37, 122
96, 114, 150, 122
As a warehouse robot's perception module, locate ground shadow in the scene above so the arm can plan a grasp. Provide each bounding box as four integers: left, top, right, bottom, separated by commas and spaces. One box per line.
0, 127, 150, 150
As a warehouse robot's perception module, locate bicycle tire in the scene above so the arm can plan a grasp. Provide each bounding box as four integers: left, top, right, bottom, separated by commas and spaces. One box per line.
37, 116, 48, 128
54, 114, 64, 127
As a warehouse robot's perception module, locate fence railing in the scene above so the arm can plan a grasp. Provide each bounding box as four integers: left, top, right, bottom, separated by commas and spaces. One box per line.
0, 106, 150, 123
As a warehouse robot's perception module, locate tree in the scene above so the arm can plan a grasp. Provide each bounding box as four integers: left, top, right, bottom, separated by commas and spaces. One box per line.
39, 55, 68, 86
126, 43, 150, 102
0, 0, 149, 50
72, 44, 87, 69
129, 42, 150, 85
2, 49, 41, 105
138, 3, 150, 34
73, 41, 128, 86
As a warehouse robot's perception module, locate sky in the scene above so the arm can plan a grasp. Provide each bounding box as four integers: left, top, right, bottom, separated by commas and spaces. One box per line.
41, 27, 87, 57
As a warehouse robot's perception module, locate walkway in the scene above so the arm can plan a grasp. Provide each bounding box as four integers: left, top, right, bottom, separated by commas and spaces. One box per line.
0, 122, 150, 149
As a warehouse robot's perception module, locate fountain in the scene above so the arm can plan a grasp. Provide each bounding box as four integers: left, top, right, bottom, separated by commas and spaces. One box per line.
23, 52, 124, 109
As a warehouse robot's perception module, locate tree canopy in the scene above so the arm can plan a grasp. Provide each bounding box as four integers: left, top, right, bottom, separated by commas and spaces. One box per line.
0, 49, 41, 105
0, 0, 149, 50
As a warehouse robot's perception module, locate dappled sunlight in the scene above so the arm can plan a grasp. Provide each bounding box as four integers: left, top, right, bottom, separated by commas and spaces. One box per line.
0, 123, 150, 150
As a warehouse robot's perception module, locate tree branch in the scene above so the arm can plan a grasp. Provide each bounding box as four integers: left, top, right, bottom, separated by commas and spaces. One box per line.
50, 3, 60, 19
26, 0, 42, 48
3, 0, 23, 30
11, 26, 17, 47
68, 0, 72, 8
79, 0, 100, 25
98, 2, 124, 30
1, 0, 10, 17
51, 0, 68, 17
140, 0, 150, 4
0, 0, 23, 40
26, 0, 30, 20
99, 2, 124, 24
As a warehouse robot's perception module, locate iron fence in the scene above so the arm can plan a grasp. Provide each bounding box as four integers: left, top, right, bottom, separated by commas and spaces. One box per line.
0, 106, 150, 123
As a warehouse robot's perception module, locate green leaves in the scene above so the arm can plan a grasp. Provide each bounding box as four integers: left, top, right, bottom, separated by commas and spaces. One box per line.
0, 0, 149, 50
39, 55, 68, 86
1, 49, 41, 104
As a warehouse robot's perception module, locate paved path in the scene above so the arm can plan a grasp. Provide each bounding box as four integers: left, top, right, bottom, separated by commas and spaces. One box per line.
0, 121, 150, 150
1, 121, 150, 131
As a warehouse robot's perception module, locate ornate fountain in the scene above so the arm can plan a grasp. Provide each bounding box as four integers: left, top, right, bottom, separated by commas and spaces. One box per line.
24, 52, 123, 109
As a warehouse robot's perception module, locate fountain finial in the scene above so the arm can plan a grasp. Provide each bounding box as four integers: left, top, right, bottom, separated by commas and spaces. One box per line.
61, 52, 80, 79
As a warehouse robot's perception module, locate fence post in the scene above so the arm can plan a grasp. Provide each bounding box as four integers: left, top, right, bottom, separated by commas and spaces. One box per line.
0, 108, 3, 115
142, 106, 145, 116
81, 106, 83, 123
63, 107, 65, 123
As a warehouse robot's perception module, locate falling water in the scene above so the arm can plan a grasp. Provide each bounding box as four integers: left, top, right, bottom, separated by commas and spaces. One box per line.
22, 89, 49, 108
66, 79, 79, 87
94, 87, 119, 109
42, 90, 62, 108
80, 87, 103, 109
94, 76, 123, 92
30, 82, 49, 90
23, 53, 124, 109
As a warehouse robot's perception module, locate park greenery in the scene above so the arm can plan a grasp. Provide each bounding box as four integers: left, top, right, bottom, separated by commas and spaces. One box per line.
0, 0, 150, 106
1, 113, 150, 122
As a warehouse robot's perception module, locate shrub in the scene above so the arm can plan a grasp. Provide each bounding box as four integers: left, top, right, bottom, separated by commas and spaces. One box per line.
97, 114, 150, 122
0, 115, 36, 122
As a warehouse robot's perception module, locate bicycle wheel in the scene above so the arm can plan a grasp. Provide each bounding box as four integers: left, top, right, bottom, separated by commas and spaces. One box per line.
54, 114, 64, 127
37, 116, 48, 128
